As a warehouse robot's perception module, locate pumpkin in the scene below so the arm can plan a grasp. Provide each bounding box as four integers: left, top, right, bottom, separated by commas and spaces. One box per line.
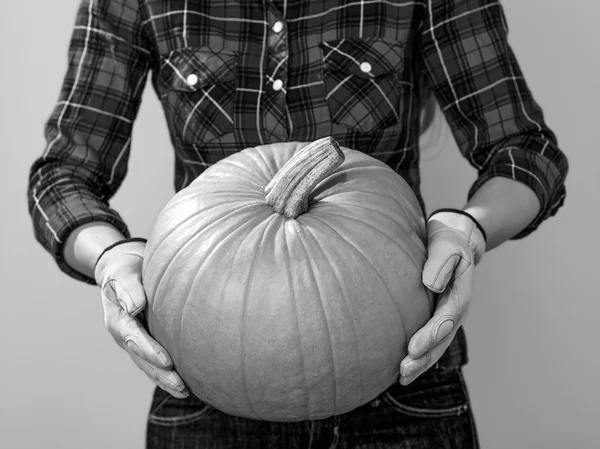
142, 137, 434, 422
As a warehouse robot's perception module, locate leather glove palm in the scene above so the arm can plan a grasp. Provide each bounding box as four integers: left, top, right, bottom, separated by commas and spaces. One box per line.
94, 239, 189, 398
400, 210, 486, 385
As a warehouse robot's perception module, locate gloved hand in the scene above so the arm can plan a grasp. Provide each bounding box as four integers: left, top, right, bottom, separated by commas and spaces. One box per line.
94, 238, 189, 398
399, 209, 487, 385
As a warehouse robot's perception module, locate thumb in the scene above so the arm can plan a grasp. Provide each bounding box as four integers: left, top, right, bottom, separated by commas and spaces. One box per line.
112, 275, 147, 317
422, 236, 462, 293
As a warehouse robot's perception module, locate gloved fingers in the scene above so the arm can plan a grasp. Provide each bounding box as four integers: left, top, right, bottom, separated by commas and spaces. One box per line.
102, 276, 147, 317
398, 324, 460, 386
422, 237, 463, 293
406, 271, 473, 360
102, 293, 125, 337
102, 298, 174, 371
422, 227, 478, 294
129, 351, 190, 399
120, 314, 176, 371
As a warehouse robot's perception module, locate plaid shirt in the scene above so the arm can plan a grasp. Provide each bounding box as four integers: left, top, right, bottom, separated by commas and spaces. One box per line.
28, 0, 568, 285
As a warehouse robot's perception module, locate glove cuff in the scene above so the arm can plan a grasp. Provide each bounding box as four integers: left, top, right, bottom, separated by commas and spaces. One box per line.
428, 208, 487, 243
94, 238, 147, 284
94, 237, 148, 270
428, 208, 487, 264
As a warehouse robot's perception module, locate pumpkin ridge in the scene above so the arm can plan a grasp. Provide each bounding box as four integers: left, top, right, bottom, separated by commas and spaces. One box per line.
149, 202, 269, 313
186, 188, 265, 199
238, 212, 282, 420
311, 210, 425, 272
333, 164, 398, 177
166, 211, 274, 387
303, 214, 408, 360
329, 153, 423, 215
297, 221, 363, 414
392, 190, 428, 240
248, 146, 277, 179
176, 258, 199, 389
144, 193, 204, 264
312, 185, 419, 227
146, 196, 265, 265
292, 219, 350, 417
309, 200, 426, 257
284, 221, 312, 418
215, 147, 278, 183
201, 170, 266, 194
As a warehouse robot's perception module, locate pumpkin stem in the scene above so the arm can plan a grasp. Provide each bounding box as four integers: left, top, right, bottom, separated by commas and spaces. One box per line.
265, 137, 345, 219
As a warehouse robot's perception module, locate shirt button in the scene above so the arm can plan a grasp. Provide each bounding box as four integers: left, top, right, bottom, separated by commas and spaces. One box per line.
186, 74, 199, 86
360, 62, 372, 74
272, 21, 284, 33
272, 79, 283, 91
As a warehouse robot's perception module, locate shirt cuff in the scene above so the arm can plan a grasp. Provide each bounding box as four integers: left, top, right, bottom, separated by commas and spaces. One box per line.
36, 204, 131, 286
467, 147, 566, 240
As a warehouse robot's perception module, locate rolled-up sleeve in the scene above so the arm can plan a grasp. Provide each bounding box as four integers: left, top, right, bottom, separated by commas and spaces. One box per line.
27, 0, 151, 284
419, 0, 569, 238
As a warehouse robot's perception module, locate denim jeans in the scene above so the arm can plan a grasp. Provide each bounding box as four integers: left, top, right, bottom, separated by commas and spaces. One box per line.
146, 328, 478, 449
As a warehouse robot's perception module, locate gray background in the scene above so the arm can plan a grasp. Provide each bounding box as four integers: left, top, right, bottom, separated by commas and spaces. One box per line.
1, 0, 598, 448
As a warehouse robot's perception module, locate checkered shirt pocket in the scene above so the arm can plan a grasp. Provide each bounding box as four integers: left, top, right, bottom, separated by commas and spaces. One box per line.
159, 47, 237, 144
320, 38, 405, 134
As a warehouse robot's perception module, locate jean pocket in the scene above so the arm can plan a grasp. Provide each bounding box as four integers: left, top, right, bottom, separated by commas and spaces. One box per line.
320, 38, 406, 134
381, 367, 470, 419
148, 387, 214, 427
158, 46, 237, 145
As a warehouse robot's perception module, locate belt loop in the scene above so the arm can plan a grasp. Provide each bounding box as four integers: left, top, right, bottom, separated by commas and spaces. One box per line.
307, 420, 315, 449
328, 415, 341, 449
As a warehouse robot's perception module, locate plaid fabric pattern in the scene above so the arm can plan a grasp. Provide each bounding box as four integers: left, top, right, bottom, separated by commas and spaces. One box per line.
321, 39, 406, 133
28, 0, 569, 286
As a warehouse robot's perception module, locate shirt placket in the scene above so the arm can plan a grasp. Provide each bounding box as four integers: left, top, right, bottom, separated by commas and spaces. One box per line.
263, 4, 290, 142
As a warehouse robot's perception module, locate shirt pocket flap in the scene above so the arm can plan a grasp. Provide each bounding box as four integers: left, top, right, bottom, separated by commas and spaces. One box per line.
160, 47, 237, 92
320, 38, 405, 79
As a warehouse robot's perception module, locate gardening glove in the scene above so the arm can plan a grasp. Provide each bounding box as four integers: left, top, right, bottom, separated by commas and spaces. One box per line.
399, 209, 487, 385
94, 238, 189, 398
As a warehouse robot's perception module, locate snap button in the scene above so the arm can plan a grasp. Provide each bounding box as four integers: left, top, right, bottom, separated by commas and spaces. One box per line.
272, 21, 284, 33
359, 62, 372, 73
186, 74, 199, 87
272, 79, 283, 91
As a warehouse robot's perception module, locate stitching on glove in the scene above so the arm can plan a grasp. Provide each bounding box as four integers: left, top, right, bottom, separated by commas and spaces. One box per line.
450, 281, 462, 318
125, 336, 147, 360
430, 314, 455, 345
424, 253, 465, 293
454, 254, 471, 279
